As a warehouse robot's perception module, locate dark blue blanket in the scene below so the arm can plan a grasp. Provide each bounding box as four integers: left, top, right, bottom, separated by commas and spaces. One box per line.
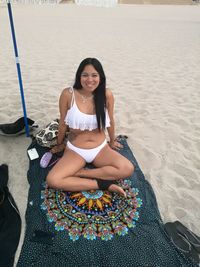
17, 137, 197, 267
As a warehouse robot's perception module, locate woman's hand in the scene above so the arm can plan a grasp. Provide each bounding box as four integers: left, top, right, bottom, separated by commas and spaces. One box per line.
50, 143, 65, 154
109, 140, 123, 150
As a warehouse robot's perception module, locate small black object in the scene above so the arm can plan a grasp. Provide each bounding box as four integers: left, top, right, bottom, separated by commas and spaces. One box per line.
0, 164, 21, 267
30, 230, 55, 245
96, 179, 116, 190
164, 222, 200, 264
0, 164, 8, 188
0, 117, 38, 136
174, 221, 200, 253
164, 222, 191, 253
117, 135, 128, 139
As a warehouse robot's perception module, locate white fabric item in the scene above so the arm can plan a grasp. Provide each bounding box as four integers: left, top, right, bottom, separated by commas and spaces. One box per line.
67, 139, 107, 163
64, 88, 110, 131
75, 0, 118, 8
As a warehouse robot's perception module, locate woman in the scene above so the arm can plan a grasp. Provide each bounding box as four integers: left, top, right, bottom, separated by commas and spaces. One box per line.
46, 58, 134, 197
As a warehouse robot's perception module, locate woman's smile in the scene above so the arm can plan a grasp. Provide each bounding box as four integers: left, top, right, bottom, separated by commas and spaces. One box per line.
81, 64, 100, 91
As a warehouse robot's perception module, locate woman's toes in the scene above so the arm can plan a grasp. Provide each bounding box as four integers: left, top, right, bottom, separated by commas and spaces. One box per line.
108, 184, 127, 198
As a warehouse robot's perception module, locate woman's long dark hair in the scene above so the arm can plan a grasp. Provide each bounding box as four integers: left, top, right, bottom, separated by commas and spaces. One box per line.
73, 58, 106, 131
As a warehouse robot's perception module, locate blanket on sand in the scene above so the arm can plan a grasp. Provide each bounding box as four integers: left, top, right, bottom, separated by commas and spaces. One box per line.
17, 137, 197, 267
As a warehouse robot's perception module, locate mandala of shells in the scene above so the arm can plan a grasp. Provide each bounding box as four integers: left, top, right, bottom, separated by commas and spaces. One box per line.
41, 179, 142, 241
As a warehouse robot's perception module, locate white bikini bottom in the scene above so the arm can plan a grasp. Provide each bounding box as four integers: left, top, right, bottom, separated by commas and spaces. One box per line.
67, 139, 107, 163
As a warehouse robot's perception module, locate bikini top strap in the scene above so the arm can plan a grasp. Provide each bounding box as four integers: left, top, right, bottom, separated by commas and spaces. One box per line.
69, 87, 75, 108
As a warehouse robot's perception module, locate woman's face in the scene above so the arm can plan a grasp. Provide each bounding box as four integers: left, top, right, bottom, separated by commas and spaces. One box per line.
80, 64, 100, 92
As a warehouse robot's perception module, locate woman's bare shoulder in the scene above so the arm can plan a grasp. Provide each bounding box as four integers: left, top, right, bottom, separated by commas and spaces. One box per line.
59, 87, 73, 110
61, 87, 73, 96
60, 87, 73, 101
106, 88, 114, 99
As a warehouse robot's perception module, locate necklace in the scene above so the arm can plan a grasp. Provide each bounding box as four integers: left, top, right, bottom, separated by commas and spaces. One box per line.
80, 94, 94, 103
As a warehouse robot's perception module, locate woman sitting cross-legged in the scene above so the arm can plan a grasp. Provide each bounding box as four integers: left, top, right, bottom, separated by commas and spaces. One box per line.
46, 58, 134, 197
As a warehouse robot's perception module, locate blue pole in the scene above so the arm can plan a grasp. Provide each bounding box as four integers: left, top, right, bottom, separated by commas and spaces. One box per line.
7, 1, 30, 137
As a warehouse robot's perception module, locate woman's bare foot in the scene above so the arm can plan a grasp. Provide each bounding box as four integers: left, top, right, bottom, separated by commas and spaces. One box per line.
75, 169, 127, 198
108, 184, 126, 198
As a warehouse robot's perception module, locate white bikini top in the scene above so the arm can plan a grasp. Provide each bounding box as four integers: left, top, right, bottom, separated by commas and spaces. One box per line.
64, 87, 111, 131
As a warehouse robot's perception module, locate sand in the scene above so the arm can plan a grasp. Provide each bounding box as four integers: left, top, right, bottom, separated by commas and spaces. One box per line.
118, 0, 194, 4
62, 0, 195, 4
0, 3, 200, 265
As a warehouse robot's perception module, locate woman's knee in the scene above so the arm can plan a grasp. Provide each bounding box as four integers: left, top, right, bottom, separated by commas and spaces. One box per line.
127, 162, 135, 177
119, 161, 134, 179
46, 172, 61, 189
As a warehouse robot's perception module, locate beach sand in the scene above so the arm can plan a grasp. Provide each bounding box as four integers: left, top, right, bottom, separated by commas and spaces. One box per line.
118, 0, 194, 4
62, 0, 195, 4
0, 3, 200, 265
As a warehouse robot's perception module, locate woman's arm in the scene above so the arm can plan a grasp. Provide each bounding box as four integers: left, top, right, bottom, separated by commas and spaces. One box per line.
51, 88, 69, 153
106, 89, 122, 149
106, 89, 115, 143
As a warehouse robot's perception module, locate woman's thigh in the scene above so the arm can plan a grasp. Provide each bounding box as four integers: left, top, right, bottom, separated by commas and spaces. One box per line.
93, 144, 132, 169
48, 148, 86, 180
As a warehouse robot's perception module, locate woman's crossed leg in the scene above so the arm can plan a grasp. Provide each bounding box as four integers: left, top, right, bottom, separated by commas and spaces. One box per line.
46, 144, 134, 197
75, 144, 134, 181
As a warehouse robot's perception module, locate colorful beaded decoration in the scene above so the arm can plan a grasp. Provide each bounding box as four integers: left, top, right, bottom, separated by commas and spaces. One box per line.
41, 179, 142, 241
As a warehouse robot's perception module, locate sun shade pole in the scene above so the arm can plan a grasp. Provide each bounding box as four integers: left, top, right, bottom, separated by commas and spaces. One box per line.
7, 0, 30, 137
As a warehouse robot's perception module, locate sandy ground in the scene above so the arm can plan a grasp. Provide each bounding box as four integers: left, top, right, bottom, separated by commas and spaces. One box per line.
0, 3, 200, 265
62, 0, 195, 4
118, 0, 194, 4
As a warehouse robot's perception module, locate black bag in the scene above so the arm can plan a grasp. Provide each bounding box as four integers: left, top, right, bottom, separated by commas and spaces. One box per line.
0, 164, 21, 267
